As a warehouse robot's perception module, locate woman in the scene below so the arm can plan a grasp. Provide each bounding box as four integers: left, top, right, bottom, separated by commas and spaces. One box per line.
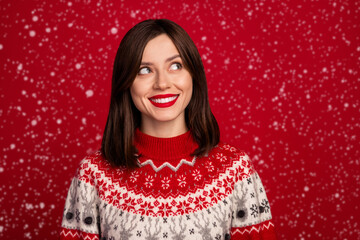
60, 19, 277, 240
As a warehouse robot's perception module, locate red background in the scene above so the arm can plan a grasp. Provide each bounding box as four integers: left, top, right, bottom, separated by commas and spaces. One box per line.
1, 0, 359, 239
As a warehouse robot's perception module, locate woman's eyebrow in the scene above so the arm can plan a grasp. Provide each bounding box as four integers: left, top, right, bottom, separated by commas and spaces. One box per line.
165, 54, 181, 62
140, 54, 181, 66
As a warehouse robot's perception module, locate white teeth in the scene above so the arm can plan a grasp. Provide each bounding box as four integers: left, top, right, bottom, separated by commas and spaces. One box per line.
151, 96, 177, 103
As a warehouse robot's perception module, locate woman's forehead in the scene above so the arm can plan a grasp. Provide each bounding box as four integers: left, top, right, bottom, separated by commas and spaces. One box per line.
141, 34, 180, 62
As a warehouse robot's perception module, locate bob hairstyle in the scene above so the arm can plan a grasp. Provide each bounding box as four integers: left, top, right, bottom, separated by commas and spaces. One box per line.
101, 19, 220, 169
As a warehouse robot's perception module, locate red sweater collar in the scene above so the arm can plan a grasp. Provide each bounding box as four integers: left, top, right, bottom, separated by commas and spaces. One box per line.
134, 128, 198, 162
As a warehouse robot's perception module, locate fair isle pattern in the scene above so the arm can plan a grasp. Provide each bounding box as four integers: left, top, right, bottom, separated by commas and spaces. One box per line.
232, 220, 275, 235
77, 143, 253, 199
61, 140, 277, 239
60, 228, 99, 240
139, 156, 197, 172
75, 146, 253, 216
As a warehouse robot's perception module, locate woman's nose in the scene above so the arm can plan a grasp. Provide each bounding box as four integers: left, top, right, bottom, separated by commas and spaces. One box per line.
153, 71, 171, 90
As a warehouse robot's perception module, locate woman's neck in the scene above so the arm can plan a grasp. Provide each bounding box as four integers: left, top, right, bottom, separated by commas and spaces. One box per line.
140, 118, 188, 138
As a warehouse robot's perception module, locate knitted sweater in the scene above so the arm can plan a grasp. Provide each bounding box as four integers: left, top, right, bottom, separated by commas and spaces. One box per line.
60, 129, 277, 240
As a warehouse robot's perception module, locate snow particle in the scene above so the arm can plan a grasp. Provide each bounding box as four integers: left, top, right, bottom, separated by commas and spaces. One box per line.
31, 120, 37, 126
39, 202, 45, 209
17, 63, 23, 71
10, 144, 16, 149
29, 30, 36, 37
56, 119, 62, 124
111, 27, 118, 34
0, 167, 4, 173
32, 16, 39, 22
75, 63, 81, 69
85, 89, 94, 98
0, 44, 3, 50
304, 186, 309, 192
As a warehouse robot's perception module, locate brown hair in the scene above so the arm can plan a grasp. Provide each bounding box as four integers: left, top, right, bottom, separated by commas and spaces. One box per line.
101, 19, 219, 169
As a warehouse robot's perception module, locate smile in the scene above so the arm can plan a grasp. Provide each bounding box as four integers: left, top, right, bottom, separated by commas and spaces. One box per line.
149, 94, 179, 108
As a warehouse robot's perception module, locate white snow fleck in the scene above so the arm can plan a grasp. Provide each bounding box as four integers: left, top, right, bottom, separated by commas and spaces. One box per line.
29, 30, 36, 37
0, 167, 4, 173
56, 119, 62, 124
304, 186, 309, 192
75, 63, 81, 69
45, 27, 51, 33
32, 16, 38, 22
0, 44, 3, 50
17, 63, 23, 71
39, 202, 45, 209
10, 144, 16, 149
81, 117, 87, 125
31, 120, 37, 126
25, 203, 34, 210
111, 27, 118, 34
85, 89, 94, 98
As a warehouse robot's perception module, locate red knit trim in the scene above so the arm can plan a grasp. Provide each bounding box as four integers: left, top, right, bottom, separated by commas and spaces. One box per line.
59, 228, 99, 240
134, 128, 198, 162
231, 220, 277, 240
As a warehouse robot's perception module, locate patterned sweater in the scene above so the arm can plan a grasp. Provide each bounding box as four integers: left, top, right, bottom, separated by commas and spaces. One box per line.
60, 129, 277, 239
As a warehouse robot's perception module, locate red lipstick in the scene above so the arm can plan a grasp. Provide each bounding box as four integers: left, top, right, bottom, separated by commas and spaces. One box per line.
149, 94, 179, 108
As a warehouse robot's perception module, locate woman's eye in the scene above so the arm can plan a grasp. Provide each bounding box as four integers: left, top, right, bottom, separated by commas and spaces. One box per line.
169, 63, 182, 71
138, 67, 151, 75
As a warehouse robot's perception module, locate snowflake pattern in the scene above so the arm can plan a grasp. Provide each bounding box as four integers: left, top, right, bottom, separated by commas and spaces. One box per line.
216, 153, 227, 162
192, 169, 202, 181
145, 175, 154, 188
177, 175, 187, 188
250, 204, 259, 218
161, 177, 171, 189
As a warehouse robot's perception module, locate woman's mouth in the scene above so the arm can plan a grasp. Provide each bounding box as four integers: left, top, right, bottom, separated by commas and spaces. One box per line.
149, 94, 179, 108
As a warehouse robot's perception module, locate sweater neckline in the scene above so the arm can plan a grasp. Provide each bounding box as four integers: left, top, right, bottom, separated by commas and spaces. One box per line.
134, 128, 198, 163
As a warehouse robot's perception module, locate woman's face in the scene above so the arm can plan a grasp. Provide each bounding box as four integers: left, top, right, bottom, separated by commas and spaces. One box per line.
130, 34, 193, 132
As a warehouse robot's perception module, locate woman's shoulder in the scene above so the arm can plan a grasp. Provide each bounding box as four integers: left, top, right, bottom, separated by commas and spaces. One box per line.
77, 150, 106, 169
212, 141, 256, 178
213, 141, 250, 160
74, 150, 112, 184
